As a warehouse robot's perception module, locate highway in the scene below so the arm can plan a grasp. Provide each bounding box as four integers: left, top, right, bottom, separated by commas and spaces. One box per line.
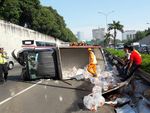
0, 65, 115, 113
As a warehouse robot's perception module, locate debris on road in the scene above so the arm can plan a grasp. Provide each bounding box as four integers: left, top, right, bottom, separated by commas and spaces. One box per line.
83, 92, 105, 112
115, 104, 136, 113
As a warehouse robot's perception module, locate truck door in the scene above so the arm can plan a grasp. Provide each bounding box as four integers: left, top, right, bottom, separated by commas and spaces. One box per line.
22, 49, 58, 80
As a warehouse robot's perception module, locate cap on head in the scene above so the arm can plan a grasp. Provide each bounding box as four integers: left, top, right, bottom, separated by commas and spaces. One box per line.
88, 48, 92, 51
128, 46, 134, 51
124, 45, 129, 49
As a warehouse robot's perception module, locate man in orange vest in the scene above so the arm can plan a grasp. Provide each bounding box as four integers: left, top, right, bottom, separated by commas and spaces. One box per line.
87, 48, 97, 77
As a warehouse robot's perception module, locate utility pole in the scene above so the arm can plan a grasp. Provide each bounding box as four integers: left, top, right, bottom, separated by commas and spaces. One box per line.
98, 11, 114, 31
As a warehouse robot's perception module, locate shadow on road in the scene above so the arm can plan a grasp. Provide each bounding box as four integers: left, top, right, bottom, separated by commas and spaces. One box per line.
64, 80, 93, 113
8, 75, 22, 81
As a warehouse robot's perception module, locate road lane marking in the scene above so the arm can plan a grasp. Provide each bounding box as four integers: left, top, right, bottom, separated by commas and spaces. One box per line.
0, 80, 42, 106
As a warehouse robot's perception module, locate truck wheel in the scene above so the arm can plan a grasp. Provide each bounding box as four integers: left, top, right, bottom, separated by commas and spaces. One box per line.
8, 61, 14, 70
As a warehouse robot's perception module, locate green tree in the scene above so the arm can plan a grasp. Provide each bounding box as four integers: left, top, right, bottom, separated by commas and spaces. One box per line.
46, 6, 77, 42
32, 7, 58, 35
108, 21, 124, 48
145, 28, 150, 36
19, 0, 40, 27
0, 0, 20, 24
0, 0, 77, 42
104, 32, 113, 47
60, 27, 77, 42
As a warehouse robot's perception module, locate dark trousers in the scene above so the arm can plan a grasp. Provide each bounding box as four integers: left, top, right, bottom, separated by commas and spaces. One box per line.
0, 63, 8, 81
116, 63, 141, 79
2, 63, 8, 80
116, 63, 128, 76
127, 64, 141, 77
0, 64, 3, 81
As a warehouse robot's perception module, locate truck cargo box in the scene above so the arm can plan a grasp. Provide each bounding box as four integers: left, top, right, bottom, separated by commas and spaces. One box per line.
57, 46, 105, 80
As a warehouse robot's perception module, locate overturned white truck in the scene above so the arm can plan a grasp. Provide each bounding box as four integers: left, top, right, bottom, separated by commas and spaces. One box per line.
12, 45, 105, 80
12, 44, 132, 95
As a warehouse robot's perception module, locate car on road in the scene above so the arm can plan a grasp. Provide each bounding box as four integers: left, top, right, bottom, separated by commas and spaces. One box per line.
137, 45, 150, 54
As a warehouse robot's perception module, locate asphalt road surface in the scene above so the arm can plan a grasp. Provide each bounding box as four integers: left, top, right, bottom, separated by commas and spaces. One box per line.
0, 65, 115, 113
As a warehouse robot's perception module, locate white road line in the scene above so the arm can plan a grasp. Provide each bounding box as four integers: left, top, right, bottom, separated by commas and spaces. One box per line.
0, 80, 42, 106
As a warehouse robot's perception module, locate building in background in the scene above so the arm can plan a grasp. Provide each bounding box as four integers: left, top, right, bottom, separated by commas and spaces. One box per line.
122, 30, 137, 41
76, 31, 84, 41
92, 28, 105, 41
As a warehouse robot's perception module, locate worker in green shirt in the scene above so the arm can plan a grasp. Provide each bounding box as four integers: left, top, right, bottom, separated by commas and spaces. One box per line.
0, 48, 8, 83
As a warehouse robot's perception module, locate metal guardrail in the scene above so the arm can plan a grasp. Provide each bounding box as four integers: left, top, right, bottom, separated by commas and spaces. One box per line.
136, 69, 150, 83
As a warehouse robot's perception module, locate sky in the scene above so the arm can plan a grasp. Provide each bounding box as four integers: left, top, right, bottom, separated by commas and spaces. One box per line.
40, 0, 150, 41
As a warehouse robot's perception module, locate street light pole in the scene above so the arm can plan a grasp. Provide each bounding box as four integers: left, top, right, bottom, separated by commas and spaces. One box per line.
98, 11, 114, 31
146, 23, 150, 29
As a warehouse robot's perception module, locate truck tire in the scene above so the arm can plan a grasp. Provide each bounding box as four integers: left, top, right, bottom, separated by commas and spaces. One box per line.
8, 61, 14, 70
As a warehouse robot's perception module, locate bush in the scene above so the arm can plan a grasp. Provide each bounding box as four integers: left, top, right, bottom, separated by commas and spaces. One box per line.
106, 48, 125, 58
141, 54, 150, 73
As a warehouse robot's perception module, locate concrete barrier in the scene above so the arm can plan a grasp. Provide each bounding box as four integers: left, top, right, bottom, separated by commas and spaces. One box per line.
0, 20, 63, 67
0, 20, 63, 56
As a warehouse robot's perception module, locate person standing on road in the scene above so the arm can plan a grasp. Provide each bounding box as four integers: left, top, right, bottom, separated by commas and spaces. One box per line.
87, 48, 97, 77
0, 48, 4, 83
0, 48, 8, 82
